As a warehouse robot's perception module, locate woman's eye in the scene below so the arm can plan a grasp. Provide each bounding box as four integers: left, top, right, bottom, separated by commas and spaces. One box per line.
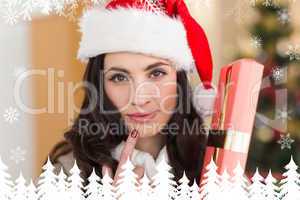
150, 70, 167, 78
109, 74, 128, 82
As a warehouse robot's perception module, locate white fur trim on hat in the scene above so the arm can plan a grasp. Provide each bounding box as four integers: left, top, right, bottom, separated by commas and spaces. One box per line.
192, 84, 217, 117
77, 6, 195, 72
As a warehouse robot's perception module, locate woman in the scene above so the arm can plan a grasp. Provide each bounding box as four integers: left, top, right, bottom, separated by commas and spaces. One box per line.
48, 0, 215, 186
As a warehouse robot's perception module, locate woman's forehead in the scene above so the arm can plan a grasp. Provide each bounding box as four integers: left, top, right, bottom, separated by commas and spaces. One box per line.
104, 52, 172, 72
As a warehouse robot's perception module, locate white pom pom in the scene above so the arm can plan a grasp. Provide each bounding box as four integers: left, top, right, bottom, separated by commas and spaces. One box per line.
192, 84, 217, 117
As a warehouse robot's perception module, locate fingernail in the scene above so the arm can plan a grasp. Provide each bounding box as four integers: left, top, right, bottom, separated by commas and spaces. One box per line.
130, 129, 138, 138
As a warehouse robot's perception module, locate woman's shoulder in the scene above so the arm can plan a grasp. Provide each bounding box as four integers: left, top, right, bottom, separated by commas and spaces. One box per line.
34, 140, 75, 186
48, 140, 75, 176
52, 150, 75, 176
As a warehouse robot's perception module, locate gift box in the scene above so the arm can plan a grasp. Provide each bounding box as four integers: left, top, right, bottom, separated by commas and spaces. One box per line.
200, 59, 264, 181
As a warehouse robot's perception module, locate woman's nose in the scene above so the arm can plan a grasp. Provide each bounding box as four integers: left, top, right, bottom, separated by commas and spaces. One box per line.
131, 81, 156, 107
131, 89, 150, 106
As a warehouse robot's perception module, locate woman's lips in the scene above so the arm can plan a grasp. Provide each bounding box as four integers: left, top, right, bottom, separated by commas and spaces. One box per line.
127, 111, 158, 123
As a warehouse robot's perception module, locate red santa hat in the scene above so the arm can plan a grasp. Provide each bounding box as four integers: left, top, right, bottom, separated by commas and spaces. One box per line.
77, 0, 216, 116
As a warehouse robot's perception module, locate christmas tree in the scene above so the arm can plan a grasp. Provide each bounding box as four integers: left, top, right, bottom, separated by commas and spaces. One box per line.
230, 162, 249, 200
248, 168, 266, 199
0, 157, 13, 200
137, 173, 153, 200
101, 167, 116, 200
115, 158, 140, 200
67, 160, 85, 200
176, 171, 191, 200
264, 170, 280, 200
36, 157, 58, 200
13, 172, 27, 200
233, 0, 300, 177
199, 158, 221, 200
278, 156, 300, 200
151, 155, 178, 200
85, 168, 103, 200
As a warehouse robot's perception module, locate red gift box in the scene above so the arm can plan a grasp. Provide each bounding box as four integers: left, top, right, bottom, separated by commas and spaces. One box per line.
200, 59, 264, 182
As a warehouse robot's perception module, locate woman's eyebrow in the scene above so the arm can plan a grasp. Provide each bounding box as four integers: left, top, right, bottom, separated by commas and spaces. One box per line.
104, 61, 169, 74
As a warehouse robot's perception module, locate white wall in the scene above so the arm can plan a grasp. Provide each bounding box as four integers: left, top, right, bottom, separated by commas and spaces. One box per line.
188, 0, 223, 85
0, 20, 33, 180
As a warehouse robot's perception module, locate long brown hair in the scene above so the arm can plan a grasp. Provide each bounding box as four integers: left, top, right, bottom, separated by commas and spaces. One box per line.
49, 53, 208, 185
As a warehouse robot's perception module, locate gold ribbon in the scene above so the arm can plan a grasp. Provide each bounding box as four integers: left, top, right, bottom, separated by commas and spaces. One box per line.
208, 129, 251, 154
223, 130, 251, 153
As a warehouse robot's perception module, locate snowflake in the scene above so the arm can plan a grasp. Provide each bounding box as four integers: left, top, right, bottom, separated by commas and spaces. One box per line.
271, 66, 284, 81
52, 0, 66, 15
262, 0, 273, 7
0, 0, 30, 25
1, 0, 34, 25
0, 0, 85, 24
19, 0, 38, 21
277, 133, 295, 150
10, 146, 26, 164
40, 0, 53, 15
277, 9, 290, 25
62, 0, 79, 22
276, 109, 293, 121
251, 36, 263, 49
2, 7, 20, 25
286, 44, 300, 61
3, 107, 20, 124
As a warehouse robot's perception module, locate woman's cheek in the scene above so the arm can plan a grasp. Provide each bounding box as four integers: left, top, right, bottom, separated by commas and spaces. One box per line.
158, 83, 177, 114
105, 84, 131, 109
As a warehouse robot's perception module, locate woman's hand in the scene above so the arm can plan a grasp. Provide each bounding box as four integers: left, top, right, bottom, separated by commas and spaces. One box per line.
101, 129, 145, 186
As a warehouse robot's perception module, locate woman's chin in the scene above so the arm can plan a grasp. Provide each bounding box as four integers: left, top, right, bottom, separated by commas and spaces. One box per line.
138, 131, 158, 138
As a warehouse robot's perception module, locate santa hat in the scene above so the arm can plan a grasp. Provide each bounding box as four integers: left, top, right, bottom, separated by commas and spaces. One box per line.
77, 0, 216, 116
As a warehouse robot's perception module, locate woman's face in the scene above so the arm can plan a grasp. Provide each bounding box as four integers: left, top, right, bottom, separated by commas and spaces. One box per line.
103, 52, 177, 138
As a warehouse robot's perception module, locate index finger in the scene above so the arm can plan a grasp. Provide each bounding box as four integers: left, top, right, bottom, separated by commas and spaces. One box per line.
113, 129, 139, 184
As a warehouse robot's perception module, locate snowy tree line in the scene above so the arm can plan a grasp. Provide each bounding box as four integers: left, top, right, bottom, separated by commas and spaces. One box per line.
0, 155, 300, 200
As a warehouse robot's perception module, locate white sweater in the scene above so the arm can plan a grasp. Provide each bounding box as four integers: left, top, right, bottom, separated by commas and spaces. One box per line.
111, 141, 169, 178
51, 141, 170, 179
